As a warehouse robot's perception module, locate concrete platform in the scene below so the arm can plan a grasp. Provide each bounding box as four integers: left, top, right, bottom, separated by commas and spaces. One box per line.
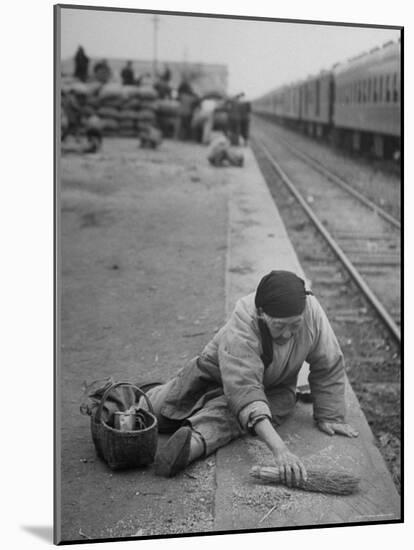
58, 137, 400, 542
214, 146, 401, 530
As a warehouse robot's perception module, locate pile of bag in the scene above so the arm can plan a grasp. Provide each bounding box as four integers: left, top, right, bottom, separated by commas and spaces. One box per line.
62, 80, 180, 139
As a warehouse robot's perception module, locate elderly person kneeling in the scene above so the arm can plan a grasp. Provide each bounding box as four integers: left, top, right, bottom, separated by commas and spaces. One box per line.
145, 270, 358, 485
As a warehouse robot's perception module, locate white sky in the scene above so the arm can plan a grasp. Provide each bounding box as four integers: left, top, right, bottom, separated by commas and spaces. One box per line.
60, 8, 400, 100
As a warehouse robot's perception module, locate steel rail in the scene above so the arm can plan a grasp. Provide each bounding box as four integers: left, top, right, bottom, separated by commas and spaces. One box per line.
256, 138, 401, 345
260, 122, 401, 229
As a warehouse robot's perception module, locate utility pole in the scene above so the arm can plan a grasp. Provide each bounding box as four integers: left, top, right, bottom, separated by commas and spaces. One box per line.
152, 14, 160, 79
182, 46, 188, 80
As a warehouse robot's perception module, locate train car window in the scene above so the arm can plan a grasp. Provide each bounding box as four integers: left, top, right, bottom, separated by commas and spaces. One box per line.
373, 77, 378, 103
393, 73, 398, 102
358, 81, 361, 103
367, 79, 371, 103
315, 80, 320, 115
385, 75, 391, 102
379, 76, 383, 103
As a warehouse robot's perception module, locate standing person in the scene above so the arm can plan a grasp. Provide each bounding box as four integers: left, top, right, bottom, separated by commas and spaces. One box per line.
61, 90, 82, 141
240, 98, 251, 146
191, 95, 219, 145
143, 270, 358, 480
200, 97, 218, 145
226, 93, 244, 146
176, 79, 198, 140
155, 65, 172, 99
93, 59, 112, 83
121, 61, 135, 86
73, 46, 89, 82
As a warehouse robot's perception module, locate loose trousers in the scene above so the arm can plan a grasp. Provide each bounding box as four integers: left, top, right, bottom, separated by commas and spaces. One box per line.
146, 381, 296, 456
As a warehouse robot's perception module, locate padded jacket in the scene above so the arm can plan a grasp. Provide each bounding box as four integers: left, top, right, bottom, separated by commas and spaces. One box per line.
160, 293, 346, 429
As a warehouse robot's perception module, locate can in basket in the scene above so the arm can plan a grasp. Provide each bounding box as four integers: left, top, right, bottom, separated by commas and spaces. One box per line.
91, 381, 158, 470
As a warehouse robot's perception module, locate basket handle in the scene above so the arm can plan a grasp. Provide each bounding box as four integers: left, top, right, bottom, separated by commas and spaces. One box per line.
95, 381, 156, 424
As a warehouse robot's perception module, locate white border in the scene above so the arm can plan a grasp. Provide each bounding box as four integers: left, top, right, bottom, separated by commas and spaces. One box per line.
2, 1, 410, 549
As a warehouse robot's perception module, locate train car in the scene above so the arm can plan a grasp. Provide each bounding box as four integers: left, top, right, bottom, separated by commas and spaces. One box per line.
332, 40, 401, 157
253, 89, 276, 117
273, 87, 287, 119
299, 70, 333, 137
253, 81, 302, 128
253, 85, 286, 121
252, 38, 400, 159
282, 81, 302, 123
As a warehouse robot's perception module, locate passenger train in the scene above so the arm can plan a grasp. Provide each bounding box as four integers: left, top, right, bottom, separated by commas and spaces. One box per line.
253, 40, 401, 159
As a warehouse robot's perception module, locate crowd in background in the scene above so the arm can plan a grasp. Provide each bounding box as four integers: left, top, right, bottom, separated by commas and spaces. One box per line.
62, 46, 251, 159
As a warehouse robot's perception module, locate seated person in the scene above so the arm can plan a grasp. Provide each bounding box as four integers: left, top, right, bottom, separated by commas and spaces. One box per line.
143, 270, 358, 484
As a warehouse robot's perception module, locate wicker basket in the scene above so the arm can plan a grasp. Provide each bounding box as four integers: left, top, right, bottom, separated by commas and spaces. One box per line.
91, 381, 158, 470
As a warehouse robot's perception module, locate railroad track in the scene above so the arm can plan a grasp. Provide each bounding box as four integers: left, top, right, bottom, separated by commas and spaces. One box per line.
259, 124, 400, 229
251, 134, 401, 346
250, 129, 401, 489
254, 115, 401, 223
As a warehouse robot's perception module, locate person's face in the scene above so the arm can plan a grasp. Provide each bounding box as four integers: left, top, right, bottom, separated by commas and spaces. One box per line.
261, 312, 304, 345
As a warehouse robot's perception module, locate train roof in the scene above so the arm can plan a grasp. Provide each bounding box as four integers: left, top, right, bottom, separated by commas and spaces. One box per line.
333, 39, 400, 76
301, 69, 333, 84
254, 38, 400, 102
256, 83, 288, 99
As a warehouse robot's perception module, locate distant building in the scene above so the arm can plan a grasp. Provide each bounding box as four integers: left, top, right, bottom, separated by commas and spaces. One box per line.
61, 57, 228, 97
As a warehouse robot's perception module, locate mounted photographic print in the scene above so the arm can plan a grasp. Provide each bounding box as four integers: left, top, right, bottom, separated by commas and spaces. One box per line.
55, 3, 402, 545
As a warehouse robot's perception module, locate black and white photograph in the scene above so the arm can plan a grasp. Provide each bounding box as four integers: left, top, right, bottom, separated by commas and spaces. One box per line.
53, 2, 402, 545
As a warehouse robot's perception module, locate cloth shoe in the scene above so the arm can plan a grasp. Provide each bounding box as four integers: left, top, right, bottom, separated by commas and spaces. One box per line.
154, 426, 192, 477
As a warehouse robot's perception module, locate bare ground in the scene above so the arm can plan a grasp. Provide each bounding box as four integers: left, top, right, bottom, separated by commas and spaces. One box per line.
59, 137, 234, 541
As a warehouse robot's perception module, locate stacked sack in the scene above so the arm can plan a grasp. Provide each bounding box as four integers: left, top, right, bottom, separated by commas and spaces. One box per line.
97, 83, 159, 137
61, 80, 180, 141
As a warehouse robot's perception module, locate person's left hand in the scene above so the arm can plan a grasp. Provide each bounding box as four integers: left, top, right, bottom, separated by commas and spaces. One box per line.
317, 421, 359, 437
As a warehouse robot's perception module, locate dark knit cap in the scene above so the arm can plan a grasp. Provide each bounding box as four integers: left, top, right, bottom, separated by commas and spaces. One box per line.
255, 270, 309, 318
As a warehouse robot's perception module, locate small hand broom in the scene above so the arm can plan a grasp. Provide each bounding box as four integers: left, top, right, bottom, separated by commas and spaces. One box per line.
250, 465, 360, 495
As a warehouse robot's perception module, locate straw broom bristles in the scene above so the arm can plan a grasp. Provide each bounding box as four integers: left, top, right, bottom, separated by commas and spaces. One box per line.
250, 465, 360, 495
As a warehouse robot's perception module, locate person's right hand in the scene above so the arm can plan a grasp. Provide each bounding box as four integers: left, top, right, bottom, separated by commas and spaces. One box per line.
273, 447, 307, 487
